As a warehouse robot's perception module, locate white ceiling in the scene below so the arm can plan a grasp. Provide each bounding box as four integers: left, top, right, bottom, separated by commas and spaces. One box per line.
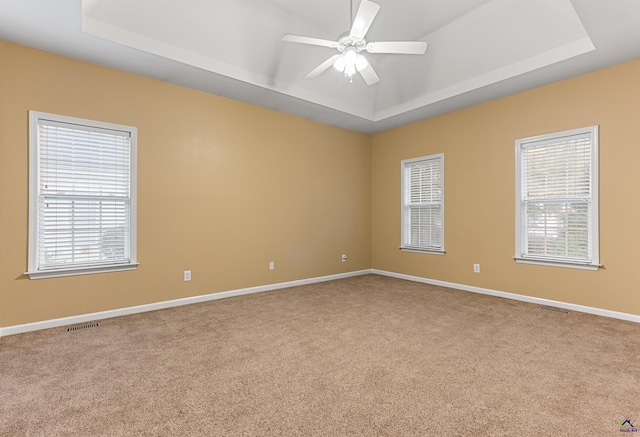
2, 0, 640, 134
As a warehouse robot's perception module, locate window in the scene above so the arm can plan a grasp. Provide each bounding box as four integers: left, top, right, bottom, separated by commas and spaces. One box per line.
27, 111, 138, 279
400, 154, 444, 253
515, 126, 599, 270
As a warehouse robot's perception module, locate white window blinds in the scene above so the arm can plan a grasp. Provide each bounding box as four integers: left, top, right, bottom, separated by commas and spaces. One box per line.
28, 111, 137, 278
401, 154, 444, 252
516, 126, 599, 269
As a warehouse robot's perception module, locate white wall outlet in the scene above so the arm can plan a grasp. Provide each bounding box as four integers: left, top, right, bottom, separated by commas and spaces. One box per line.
473, 264, 480, 273
269, 261, 274, 270
341, 254, 347, 263
184, 270, 191, 281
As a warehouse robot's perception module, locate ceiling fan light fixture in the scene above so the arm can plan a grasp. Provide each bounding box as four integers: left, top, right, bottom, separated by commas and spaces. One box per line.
344, 47, 358, 64
344, 63, 357, 77
333, 55, 347, 72
332, 47, 362, 77
355, 54, 368, 71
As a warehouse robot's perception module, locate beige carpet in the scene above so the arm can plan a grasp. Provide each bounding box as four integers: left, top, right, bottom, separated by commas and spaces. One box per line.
1, 274, 639, 436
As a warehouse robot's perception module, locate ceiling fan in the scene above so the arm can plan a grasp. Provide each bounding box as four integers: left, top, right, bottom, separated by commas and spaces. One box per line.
282, 0, 427, 86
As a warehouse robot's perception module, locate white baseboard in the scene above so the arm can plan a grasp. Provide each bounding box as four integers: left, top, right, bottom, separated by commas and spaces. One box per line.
372, 269, 640, 324
4, 268, 637, 337
0, 269, 371, 337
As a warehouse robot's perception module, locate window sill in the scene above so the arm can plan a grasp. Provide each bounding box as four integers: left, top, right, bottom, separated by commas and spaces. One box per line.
513, 257, 600, 271
400, 247, 445, 255
25, 263, 139, 279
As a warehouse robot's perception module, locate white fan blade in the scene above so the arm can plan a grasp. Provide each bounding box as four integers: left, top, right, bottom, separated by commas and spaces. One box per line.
283, 34, 338, 49
359, 63, 380, 86
366, 41, 427, 54
350, 0, 380, 39
305, 54, 342, 79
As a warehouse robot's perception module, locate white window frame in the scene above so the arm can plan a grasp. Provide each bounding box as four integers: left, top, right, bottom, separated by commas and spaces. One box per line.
26, 111, 138, 279
515, 125, 599, 270
400, 153, 445, 254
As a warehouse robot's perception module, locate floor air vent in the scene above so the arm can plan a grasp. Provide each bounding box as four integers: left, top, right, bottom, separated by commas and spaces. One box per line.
67, 322, 100, 332
539, 306, 569, 314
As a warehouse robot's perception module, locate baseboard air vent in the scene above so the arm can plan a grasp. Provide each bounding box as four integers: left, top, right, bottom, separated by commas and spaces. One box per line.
66, 322, 100, 332
539, 305, 569, 314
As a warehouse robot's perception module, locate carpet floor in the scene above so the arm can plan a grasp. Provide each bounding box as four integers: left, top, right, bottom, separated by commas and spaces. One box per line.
1, 274, 639, 436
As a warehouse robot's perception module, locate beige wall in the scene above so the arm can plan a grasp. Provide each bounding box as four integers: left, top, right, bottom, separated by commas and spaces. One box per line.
2, 39, 640, 330
0, 41, 371, 327
372, 58, 640, 316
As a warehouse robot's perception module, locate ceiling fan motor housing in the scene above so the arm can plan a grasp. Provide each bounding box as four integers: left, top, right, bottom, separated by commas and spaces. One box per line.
336, 35, 367, 53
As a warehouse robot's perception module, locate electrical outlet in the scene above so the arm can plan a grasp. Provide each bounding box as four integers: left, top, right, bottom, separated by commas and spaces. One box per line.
184, 270, 191, 281
473, 264, 480, 273
269, 261, 274, 270
341, 254, 347, 262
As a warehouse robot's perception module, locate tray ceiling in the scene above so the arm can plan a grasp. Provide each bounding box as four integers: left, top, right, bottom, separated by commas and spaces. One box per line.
2, 0, 640, 133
